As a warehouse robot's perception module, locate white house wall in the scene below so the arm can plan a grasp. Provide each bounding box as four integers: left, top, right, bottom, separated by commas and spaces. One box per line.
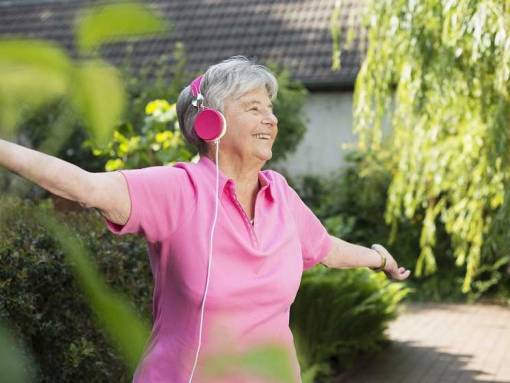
276, 91, 357, 177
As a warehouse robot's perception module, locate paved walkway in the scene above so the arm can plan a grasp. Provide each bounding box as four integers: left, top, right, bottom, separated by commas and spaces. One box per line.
334, 303, 510, 383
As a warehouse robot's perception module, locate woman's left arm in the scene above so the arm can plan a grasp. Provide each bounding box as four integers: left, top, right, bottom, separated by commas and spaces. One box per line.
321, 235, 412, 281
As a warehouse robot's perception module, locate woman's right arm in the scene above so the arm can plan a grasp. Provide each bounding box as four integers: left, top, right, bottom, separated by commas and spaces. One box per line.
0, 139, 130, 225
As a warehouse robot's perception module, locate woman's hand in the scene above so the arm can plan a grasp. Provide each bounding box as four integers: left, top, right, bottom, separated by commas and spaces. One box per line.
372, 244, 412, 281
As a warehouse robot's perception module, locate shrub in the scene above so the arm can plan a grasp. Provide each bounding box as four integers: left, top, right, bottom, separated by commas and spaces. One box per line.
88, 99, 194, 171
290, 150, 510, 304
292, 267, 409, 382
0, 197, 151, 382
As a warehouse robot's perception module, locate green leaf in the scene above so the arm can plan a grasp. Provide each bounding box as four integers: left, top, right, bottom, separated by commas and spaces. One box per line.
202, 342, 295, 382
35, 211, 150, 371
75, 2, 169, 54
0, 65, 66, 135
0, 39, 72, 73
71, 61, 125, 146
0, 322, 34, 383
0, 39, 72, 136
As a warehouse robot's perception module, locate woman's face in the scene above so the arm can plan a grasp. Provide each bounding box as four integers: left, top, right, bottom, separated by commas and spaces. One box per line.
219, 86, 278, 163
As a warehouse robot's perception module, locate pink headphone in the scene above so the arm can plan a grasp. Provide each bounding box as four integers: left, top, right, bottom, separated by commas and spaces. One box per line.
190, 75, 227, 142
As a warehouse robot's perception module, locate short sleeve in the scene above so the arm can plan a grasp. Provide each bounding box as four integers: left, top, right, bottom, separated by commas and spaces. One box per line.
104, 165, 194, 242
285, 182, 333, 271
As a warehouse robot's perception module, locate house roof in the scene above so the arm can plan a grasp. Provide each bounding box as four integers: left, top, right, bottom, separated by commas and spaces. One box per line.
0, 0, 366, 90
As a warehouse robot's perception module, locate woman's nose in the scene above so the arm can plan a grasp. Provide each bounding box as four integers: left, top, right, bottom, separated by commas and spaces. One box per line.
264, 112, 278, 125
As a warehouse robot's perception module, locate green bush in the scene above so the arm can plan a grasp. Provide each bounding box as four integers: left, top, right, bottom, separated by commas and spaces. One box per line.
0, 196, 409, 382
292, 267, 409, 382
88, 99, 194, 171
0, 197, 151, 383
290, 150, 510, 304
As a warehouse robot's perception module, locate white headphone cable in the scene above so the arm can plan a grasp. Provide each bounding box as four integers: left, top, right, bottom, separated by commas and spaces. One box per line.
188, 140, 220, 382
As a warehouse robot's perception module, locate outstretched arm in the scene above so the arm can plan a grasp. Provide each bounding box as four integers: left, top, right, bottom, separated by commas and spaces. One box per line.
0, 138, 130, 226
321, 235, 411, 280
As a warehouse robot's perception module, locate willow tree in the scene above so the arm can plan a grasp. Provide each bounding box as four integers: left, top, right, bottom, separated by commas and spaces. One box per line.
333, 0, 510, 292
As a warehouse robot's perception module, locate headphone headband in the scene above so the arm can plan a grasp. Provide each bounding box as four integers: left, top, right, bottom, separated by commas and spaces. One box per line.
190, 75, 204, 98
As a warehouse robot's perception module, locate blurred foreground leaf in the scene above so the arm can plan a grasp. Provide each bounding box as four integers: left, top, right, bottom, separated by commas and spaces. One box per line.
34, 210, 150, 370
76, 1, 169, 54
71, 61, 125, 147
0, 322, 35, 383
0, 40, 72, 136
202, 342, 295, 382
0, 39, 72, 73
0, 1, 169, 147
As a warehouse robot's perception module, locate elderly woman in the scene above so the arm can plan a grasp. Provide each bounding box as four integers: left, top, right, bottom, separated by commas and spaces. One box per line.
0, 56, 410, 382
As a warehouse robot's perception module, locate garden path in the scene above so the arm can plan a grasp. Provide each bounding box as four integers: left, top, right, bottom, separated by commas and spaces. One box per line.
334, 303, 510, 383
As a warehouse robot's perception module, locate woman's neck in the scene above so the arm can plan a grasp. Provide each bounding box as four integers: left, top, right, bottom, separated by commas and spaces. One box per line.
205, 151, 263, 196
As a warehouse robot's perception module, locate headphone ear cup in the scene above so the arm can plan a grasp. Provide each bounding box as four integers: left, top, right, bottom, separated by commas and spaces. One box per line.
194, 108, 227, 142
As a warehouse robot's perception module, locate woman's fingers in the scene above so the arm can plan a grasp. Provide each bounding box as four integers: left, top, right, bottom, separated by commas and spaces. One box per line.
394, 268, 411, 280
386, 266, 412, 280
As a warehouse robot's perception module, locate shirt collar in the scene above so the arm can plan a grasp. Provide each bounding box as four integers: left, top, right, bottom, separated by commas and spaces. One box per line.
197, 155, 275, 202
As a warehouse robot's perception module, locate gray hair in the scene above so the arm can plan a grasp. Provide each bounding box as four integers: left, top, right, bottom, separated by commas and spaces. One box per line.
176, 55, 278, 154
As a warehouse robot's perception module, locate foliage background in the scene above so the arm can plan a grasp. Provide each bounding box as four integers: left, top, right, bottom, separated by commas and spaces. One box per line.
334, 0, 510, 293
291, 151, 510, 304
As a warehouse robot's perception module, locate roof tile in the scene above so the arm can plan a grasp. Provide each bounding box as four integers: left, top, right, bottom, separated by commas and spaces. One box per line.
0, 0, 366, 89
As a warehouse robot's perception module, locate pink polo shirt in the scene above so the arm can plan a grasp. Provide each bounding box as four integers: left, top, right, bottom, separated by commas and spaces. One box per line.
105, 156, 332, 382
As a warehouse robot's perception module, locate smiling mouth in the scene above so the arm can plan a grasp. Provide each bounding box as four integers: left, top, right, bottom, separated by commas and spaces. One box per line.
253, 134, 271, 140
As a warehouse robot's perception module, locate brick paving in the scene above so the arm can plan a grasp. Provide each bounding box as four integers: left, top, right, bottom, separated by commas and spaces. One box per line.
334, 303, 510, 383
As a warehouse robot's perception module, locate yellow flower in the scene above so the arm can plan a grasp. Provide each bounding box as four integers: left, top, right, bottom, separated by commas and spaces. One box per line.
118, 136, 140, 156
155, 131, 173, 143
145, 99, 171, 115
105, 159, 124, 171
113, 130, 127, 142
